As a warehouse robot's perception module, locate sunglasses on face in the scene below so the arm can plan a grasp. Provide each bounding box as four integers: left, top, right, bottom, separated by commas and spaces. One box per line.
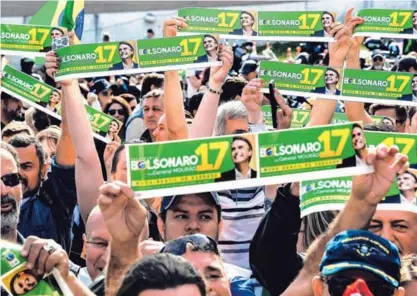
161, 234, 219, 256
108, 109, 126, 116
325, 276, 396, 296
373, 56, 384, 62
1, 173, 21, 187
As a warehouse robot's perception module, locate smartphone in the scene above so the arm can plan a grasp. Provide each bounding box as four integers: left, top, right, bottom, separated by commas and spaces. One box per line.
52, 36, 69, 51
267, 80, 278, 129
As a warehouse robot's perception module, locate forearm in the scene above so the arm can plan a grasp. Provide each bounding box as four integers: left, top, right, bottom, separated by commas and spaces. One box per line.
56, 85, 76, 166
345, 51, 373, 125
106, 240, 140, 296
63, 80, 104, 221
65, 273, 96, 296
164, 71, 188, 140
189, 82, 222, 138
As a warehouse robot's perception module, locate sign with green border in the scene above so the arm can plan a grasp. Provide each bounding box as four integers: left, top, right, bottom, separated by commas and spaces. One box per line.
54, 34, 221, 81
0, 24, 55, 57
354, 9, 417, 39
127, 123, 373, 198
301, 131, 417, 216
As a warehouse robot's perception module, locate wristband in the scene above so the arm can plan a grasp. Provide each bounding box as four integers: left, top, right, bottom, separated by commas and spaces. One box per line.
206, 83, 222, 95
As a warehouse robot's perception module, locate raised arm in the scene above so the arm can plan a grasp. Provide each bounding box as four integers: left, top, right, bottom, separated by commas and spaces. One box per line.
282, 144, 409, 296
308, 9, 364, 127
46, 52, 104, 222
189, 45, 233, 138
98, 181, 148, 296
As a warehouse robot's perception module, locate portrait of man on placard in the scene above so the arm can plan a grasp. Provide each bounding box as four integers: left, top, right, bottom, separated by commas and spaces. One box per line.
337, 123, 367, 169
229, 11, 258, 36
110, 41, 139, 70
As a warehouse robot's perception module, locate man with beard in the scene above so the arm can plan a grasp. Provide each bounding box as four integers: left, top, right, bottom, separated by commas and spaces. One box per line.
313, 11, 334, 37
195, 35, 219, 63
337, 123, 367, 168
215, 136, 257, 182
1, 141, 23, 244
7, 103, 77, 252
315, 68, 341, 95
1, 94, 24, 129
110, 41, 138, 70
230, 11, 258, 36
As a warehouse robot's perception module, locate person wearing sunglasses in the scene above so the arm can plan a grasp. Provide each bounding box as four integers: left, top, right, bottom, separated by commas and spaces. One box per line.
312, 229, 404, 296
1, 141, 23, 244
367, 50, 387, 71
103, 96, 132, 142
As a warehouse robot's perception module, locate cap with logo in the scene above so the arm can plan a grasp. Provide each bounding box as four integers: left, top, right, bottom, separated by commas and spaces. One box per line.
320, 229, 401, 288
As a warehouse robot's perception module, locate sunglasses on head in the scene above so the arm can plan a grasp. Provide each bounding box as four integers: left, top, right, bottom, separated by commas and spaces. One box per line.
161, 234, 219, 256
108, 109, 126, 116
324, 276, 396, 296
1, 173, 21, 187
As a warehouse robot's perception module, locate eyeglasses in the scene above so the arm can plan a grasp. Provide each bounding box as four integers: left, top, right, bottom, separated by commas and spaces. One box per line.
108, 109, 126, 116
161, 234, 219, 256
324, 276, 396, 296
1, 173, 21, 187
86, 240, 109, 250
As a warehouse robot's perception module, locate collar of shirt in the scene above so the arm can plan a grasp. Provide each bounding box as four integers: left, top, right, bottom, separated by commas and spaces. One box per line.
400, 194, 416, 205
413, 28, 417, 35
123, 62, 135, 69
235, 168, 252, 180
355, 155, 366, 166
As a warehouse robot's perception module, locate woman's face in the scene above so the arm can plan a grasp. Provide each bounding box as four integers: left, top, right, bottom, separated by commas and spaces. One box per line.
107, 102, 126, 122
13, 271, 38, 295
108, 121, 119, 133
49, 91, 61, 105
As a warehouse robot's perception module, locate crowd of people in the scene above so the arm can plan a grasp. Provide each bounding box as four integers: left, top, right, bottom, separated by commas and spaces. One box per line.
1, 7, 417, 296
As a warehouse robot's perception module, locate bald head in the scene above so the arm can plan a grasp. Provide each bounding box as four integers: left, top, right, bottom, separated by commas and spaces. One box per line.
86, 206, 106, 239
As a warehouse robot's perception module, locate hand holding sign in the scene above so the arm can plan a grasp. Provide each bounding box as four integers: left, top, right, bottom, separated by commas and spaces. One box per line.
45, 51, 72, 86
352, 144, 409, 206
208, 44, 233, 89
273, 88, 292, 130
98, 181, 148, 245
241, 78, 264, 124
163, 17, 188, 38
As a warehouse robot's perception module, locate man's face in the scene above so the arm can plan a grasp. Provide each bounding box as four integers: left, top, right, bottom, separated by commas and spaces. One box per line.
49, 91, 61, 105
161, 195, 220, 242
412, 76, 417, 93
372, 55, 385, 70
143, 98, 164, 131
182, 251, 231, 296
98, 89, 112, 105
322, 13, 333, 28
119, 44, 134, 60
231, 139, 251, 165
224, 118, 249, 135
1, 98, 24, 122
240, 13, 254, 27
351, 127, 366, 151
325, 70, 338, 86
412, 12, 417, 28
152, 115, 170, 142
203, 37, 217, 52
396, 173, 417, 192
112, 148, 128, 184
51, 29, 63, 40
85, 211, 111, 280
13, 271, 38, 295
15, 145, 44, 198
1, 150, 22, 236
368, 211, 417, 255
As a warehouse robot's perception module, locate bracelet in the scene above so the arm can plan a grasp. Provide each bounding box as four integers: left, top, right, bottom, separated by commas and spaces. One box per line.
206, 83, 222, 95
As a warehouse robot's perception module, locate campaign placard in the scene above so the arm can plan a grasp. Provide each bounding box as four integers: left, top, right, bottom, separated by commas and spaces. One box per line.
1, 65, 121, 143
300, 131, 417, 217
258, 11, 335, 41
354, 9, 417, 39
178, 8, 259, 40
54, 35, 221, 81
262, 106, 385, 129
259, 61, 342, 99
0, 241, 72, 295
0, 24, 58, 57
127, 123, 373, 198
342, 69, 416, 106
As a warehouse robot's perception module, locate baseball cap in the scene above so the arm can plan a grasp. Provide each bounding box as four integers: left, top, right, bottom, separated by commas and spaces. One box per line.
320, 229, 401, 288
160, 192, 221, 218
371, 50, 385, 59
92, 79, 111, 94
239, 60, 257, 75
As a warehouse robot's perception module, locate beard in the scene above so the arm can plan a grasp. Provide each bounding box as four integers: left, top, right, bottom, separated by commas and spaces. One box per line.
21, 172, 42, 198
1, 194, 20, 235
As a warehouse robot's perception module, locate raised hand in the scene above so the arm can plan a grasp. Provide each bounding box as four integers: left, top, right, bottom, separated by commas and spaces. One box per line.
45, 51, 73, 86
209, 44, 233, 89
163, 17, 188, 38
103, 135, 121, 180
273, 88, 292, 130
241, 78, 264, 124
351, 144, 409, 206
98, 181, 148, 245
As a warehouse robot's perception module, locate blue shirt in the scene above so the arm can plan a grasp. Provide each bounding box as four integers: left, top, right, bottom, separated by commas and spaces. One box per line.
17, 156, 77, 252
